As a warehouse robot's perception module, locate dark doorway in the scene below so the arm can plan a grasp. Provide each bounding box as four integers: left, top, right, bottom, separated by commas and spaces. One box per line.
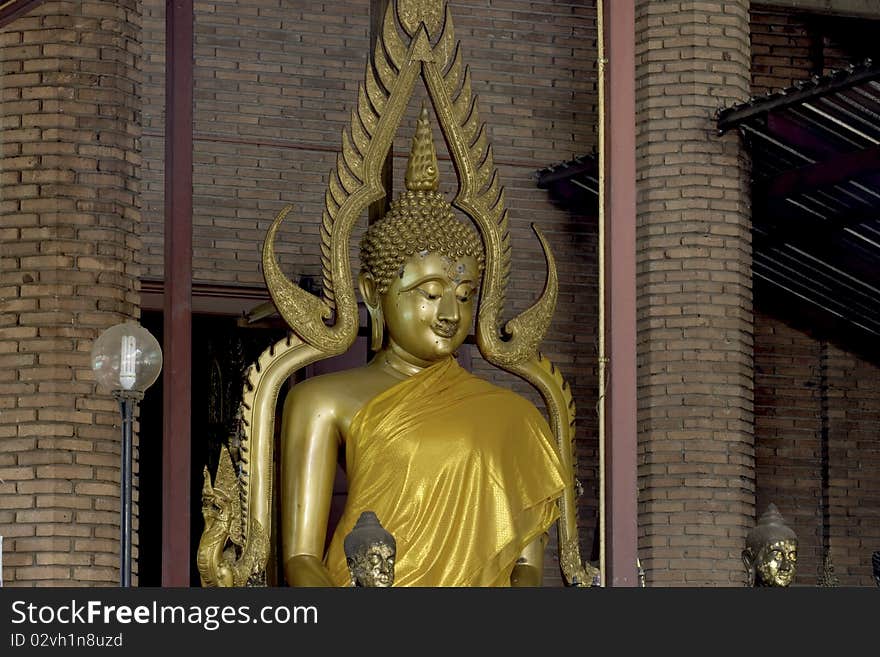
137, 311, 288, 586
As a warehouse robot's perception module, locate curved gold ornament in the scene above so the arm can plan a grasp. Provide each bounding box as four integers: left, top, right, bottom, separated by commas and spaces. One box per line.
197, 451, 238, 588
514, 354, 598, 587
200, 0, 591, 586
197, 446, 270, 587
197, 336, 324, 586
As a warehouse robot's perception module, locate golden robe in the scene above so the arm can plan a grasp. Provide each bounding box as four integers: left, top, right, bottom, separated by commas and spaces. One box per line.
324, 357, 566, 586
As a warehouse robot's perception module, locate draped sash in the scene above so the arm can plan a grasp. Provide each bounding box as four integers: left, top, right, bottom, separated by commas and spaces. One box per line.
324, 358, 565, 586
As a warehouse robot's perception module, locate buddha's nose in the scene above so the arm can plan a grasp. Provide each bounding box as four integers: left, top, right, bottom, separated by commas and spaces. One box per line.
438, 290, 460, 322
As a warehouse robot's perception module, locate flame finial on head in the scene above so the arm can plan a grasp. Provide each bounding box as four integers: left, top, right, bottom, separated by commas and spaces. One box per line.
745, 503, 796, 552
404, 104, 439, 192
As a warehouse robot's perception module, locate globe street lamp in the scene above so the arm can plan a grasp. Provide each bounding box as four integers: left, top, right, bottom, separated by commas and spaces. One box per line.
91, 321, 162, 587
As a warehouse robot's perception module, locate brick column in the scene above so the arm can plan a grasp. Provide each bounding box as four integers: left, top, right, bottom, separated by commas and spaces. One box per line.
635, 1, 753, 586
0, 0, 142, 585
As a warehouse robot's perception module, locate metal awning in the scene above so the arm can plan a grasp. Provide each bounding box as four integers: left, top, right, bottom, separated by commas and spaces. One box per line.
538, 61, 880, 359
0, 0, 45, 28
718, 59, 880, 348
536, 153, 599, 212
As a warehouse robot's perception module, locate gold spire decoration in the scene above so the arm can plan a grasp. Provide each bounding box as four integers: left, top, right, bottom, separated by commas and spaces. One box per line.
397, 0, 444, 37
404, 104, 439, 192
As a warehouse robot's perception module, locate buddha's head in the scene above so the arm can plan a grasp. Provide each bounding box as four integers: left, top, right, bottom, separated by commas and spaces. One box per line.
359, 106, 484, 363
344, 511, 396, 587
743, 504, 798, 587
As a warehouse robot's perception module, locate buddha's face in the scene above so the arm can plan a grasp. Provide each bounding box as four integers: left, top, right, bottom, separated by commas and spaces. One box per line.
348, 542, 395, 587
380, 251, 479, 364
755, 539, 797, 587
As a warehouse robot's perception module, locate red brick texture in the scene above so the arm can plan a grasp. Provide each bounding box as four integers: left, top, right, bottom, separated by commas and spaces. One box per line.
635, 0, 754, 586
753, 314, 823, 582
755, 313, 880, 587
750, 4, 873, 95
750, 7, 880, 587
0, 0, 142, 586
823, 343, 880, 585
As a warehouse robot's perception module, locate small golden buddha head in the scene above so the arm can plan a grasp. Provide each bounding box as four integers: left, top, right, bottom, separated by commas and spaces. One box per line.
359, 106, 484, 359
743, 504, 798, 587
344, 511, 396, 588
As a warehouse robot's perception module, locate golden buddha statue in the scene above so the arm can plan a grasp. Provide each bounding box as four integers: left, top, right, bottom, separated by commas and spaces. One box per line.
742, 504, 798, 587
196, 0, 594, 588
281, 109, 566, 587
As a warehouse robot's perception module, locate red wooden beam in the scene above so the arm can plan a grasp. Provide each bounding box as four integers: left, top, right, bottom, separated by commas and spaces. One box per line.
756, 141, 880, 199
162, 0, 193, 587
603, 0, 638, 587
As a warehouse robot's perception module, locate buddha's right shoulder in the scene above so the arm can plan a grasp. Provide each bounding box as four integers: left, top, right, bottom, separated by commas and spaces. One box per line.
283, 366, 379, 434
286, 366, 371, 401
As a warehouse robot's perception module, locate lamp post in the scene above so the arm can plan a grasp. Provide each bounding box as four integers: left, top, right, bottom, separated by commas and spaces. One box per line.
91, 321, 162, 587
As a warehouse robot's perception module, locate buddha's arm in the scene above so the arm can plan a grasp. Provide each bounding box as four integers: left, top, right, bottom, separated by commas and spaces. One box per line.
510, 533, 548, 587
280, 384, 340, 587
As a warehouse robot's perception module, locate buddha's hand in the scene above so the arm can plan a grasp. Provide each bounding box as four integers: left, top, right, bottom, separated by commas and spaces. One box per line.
285, 555, 336, 587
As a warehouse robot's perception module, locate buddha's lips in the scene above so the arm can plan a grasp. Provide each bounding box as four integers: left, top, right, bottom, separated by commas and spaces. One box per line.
432, 320, 458, 338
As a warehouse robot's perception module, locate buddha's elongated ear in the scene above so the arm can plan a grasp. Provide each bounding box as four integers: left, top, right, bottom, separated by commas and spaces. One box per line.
358, 271, 384, 351
358, 270, 379, 307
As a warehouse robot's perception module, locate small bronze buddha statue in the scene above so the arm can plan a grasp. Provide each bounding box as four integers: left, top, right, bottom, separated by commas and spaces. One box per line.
344, 511, 396, 587
742, 504, 798, 587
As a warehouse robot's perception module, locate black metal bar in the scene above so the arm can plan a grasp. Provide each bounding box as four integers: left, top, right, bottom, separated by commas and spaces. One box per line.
119, 396, 134, 587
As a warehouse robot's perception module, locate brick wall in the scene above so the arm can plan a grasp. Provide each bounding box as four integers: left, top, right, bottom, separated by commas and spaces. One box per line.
753, 313, 823, 584
755, 313, 880, 587
751, 6, 816, 92
825, 343, 880, 585
0, 0, 142, 586
141, 0, 597, 281
750, 4, 877, 95
635, 0, 754, 586
750, 9, 880, 587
